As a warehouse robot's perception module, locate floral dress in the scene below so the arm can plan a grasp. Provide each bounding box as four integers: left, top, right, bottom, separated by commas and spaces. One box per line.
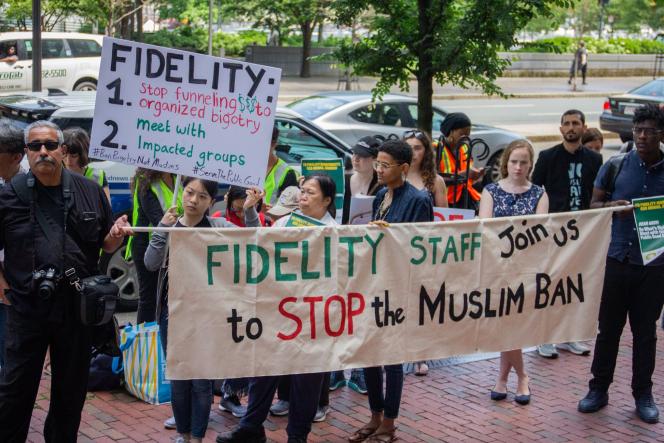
485, 182, 544, 217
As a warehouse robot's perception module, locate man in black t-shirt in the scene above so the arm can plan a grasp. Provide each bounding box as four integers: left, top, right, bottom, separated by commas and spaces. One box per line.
531, 109, 603, 359
0, 121, 131, 442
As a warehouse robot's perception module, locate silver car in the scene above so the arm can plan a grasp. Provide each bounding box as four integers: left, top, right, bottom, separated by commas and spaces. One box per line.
287, 92, 523, 183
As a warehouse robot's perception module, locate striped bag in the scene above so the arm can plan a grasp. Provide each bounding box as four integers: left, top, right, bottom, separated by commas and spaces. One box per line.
120, 322, 171, 404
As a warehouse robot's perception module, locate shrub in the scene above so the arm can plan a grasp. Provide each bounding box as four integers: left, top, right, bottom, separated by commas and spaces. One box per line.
518, 36, 664, 54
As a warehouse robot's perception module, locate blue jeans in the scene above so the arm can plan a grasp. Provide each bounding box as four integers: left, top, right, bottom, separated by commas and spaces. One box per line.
364, 364, 404, 419
0, 304, 6, 369
159, 304, 213, 438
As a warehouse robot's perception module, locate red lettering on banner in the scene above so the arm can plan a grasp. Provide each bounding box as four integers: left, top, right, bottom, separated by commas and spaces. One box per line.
347, 292, 365, 334
324, 295, 346, 337
303, 296, 323, 339
277, 297, 301, 341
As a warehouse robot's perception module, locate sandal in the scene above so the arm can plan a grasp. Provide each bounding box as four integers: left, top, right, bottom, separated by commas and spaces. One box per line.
366, 427, 398, 442
414, 362, 428, 376
348, 424, 379, 442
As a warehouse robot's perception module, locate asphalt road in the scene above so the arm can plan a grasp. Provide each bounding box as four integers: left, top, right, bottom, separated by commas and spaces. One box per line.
435, 96, 609, 139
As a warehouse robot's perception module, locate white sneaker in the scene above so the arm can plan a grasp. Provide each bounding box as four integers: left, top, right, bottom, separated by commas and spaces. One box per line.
269, 399, 289, 416
537, 344, 558, 359
164, 416, 176, 429
558, 341, 591, 356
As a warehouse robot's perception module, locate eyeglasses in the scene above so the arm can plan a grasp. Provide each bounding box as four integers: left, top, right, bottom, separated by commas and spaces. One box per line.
373, 161, 402, 170
632, 127, 663, 137
403, 130, 425, 139
26, 140, 60, 151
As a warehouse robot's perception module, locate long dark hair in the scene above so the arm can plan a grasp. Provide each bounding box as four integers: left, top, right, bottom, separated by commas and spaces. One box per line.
62, 127, 90, 168
404, 130, 436, 192
182, 176, 218, 200
226, 185, 263, 213
302, 174, 337, 218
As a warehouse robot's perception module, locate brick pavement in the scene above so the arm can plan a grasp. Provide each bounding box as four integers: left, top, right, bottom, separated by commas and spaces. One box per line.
27, 327, 664, 442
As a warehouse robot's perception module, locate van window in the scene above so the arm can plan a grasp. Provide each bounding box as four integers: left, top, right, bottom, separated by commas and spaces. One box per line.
68, 39, 102, 57
42, 39, 67, 58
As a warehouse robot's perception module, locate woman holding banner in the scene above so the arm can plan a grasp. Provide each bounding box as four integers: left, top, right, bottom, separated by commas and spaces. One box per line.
479, 139, 549, 405
144, 177, 263, 443
349, 140, 433, 443
218, 173, 336, 443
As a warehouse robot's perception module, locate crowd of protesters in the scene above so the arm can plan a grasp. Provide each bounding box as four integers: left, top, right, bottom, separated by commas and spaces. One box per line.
0, 103, 663, 443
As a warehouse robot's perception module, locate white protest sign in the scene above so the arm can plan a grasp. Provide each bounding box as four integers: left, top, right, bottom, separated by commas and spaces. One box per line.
89, 37, 281, 187
433, 207, 475, 222
349, 195, 375, 225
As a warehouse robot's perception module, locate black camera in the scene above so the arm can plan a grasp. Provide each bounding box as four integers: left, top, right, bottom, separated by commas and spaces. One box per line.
32, 266, 61, 300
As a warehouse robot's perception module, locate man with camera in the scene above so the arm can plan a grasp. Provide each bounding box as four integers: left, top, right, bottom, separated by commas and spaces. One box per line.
0, 121, 131, 442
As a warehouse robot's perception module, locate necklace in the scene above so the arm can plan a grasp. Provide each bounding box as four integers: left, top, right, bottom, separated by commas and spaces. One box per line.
377, 191, 393, 220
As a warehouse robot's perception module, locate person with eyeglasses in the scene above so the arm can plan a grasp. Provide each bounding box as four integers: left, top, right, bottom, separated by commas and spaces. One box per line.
531, 109, 603, 360
348, 140, 432, 443
341, 136, 383, 225
479, 139, 548, 406
0, 120, 132, 442
578, 104, 664, 424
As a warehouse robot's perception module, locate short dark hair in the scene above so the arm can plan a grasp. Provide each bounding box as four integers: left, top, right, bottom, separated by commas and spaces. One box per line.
0, 120, 24, 156
182, 176, 218, 200
302, 174, 337, 218
379, 139, 413, 165
633, 104, 664, 129
582, 128, 603, 145
561, 109, 585, 125
226, 185, 263, 212
62, 127, 90, 167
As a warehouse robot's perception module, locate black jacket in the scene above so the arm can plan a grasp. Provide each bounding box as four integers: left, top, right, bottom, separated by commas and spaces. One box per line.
531, 144, 602, 213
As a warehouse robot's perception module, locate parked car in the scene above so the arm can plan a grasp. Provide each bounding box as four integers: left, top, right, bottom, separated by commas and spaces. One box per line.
0, 32, 103, 93
600, 78, 664, 142
0, 90, 353, 310
286, 92, 523, 183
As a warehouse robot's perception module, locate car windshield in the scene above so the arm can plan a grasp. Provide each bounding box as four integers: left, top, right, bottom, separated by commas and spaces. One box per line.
629, 80, 664, 97
287, 96, 348, 120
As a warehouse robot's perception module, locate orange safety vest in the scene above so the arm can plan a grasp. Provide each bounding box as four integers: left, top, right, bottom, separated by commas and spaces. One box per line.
439, 143, 481, 204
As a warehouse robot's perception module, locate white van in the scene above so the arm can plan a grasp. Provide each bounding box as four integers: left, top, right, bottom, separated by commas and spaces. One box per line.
0, 32, 103, 93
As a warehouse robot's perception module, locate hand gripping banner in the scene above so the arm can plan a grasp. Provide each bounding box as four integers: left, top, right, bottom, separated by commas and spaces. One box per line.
166, 209, 612, 379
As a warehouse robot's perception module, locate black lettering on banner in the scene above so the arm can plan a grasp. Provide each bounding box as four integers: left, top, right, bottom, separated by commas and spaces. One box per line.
101, 120, 120, 149
223, 62, 243, 93
146, 48, 165, 78
245, 66, 266, 97
110, 42, 132, 72
166, 52, 184, 83
106, 78, 124, 105
188, 54, 206, 85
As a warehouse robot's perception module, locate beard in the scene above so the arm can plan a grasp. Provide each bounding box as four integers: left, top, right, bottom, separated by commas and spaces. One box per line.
563, 132, 581, 143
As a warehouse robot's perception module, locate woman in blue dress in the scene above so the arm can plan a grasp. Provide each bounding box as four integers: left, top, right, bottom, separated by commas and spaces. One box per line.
479, 139, 549, 405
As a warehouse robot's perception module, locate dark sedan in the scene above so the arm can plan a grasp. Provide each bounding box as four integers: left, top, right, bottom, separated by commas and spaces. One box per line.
600, 78, 664, 142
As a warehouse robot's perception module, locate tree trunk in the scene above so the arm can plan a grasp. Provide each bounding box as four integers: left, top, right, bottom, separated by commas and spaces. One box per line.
317, 21, 324, 44
417, 72, 434, 136
136, 0, 143, 41
300, 21, 312, 78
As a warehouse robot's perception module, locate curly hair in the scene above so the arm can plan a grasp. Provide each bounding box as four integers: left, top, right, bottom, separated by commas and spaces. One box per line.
633, 103, 664, 129
404, 131, 437, 192
130, 168, 169, 196
499, 139, 535, 179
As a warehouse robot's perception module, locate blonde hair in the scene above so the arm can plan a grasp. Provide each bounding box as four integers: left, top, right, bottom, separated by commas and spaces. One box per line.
500, 139, 535, 179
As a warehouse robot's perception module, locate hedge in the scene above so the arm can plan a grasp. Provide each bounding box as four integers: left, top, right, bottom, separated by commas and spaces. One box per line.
518, 36, 664, 54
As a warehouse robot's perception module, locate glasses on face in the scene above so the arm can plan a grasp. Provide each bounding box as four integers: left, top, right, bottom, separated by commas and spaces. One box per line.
26, 140, 59, 152
403, 130, 425, 139
373, 161, 402, 171
632, 127, 663, 137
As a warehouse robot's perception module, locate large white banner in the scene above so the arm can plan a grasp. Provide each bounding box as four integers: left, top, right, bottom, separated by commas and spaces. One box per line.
90, 37, 281, 188
166, 210, 612, 379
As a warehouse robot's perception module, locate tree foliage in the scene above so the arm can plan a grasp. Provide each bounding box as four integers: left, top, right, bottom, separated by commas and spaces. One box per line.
333, 0, 571, 134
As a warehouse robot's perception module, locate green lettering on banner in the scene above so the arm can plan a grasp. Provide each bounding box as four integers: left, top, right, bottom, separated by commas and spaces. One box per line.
428, 237, 442, 264
324, 236, 331, 278
442, 236, 458, 263
339, 236, 363, 277
275, 241, 298, 281
301, 240, 320, 280
246, 244, 269, 284
410, 236, 426, 265
364, 233, 384, 275
233, 244, 240, 284
207, 244, 228, 285
470, 233, 482, 260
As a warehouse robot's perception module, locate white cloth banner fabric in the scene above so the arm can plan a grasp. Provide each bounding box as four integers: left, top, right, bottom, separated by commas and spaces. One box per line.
166, 209, 612, 379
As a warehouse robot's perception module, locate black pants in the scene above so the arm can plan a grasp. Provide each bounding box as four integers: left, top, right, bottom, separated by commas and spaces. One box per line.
134, 248, 159, 324
589, 258, 664, 397
240, 373, 324, 439
277, 373, 329, 407
0, 305, 91, 442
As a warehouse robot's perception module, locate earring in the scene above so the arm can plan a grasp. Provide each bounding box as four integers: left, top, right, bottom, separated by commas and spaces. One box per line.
401, 172, 406, 182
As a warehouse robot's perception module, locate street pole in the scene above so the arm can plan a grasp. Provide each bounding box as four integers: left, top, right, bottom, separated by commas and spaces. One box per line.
208, 0, 213, 56
32, 0, 42, 92
598, 3, 605, 40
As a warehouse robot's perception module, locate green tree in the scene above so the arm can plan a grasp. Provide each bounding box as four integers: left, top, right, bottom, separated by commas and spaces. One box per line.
333, 0, 570, 135
4, 0, 79, 30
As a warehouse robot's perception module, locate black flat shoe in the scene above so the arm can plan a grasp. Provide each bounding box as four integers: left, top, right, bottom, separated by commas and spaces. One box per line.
490, 390, 507, 401
515, 392, 531, 405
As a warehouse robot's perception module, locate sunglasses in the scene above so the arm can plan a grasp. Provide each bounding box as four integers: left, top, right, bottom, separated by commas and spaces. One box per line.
26, 141, 60, 152
402, 130, 426, 139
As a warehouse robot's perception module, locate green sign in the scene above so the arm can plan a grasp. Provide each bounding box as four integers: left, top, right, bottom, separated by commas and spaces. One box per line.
301, 158, 345, 214
633, 196, 664, 264
285, 212, 326, 227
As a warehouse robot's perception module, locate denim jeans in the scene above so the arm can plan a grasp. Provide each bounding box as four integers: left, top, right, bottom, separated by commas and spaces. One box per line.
364, 364, 404, 419
160, 304, 213, 438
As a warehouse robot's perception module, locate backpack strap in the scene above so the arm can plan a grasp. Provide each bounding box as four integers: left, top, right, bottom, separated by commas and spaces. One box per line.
10, 172, 57, 244
605, 153, 627, 200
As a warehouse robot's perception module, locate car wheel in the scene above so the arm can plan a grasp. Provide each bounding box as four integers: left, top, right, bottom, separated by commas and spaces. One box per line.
100, 245, 139, 311
74, 80, 97, 91
619, 133, 632, 143
483, 150, 503, 185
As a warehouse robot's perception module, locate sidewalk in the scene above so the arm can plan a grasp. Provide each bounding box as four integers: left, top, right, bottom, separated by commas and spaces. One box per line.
27, 326, 664, 442
276, 76, 653, 104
